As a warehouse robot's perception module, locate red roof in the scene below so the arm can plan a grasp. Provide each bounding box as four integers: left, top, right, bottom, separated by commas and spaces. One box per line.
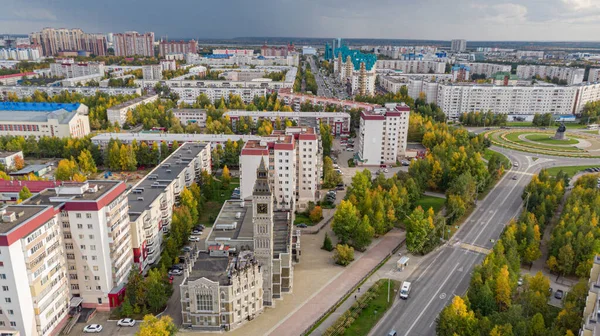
0, 72, 36, 80
0, 180, 62, 193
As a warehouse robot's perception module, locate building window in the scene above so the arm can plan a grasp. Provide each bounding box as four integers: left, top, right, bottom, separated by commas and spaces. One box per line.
98, 298, 102, 304
96, 286, 101, 291
90, 245, 96, 251
80, 245, 86, 250
89, 235, 94, 240
93, 266, 99, 271
0, 274, 4, 280
1, 286, 7, 291
5, 298, 10, 303
87, 224, 93, 229
7, 310, 13, 315
10, 322, 16, 327
95, 276, 100, 281
86, 213, 92, 219
76, 213, 82, 219
77, 224, 83, 229
196, 292, 213, 311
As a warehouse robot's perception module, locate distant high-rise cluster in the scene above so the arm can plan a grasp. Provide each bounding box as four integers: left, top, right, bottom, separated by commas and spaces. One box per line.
29, 28, 108, 56
158, 39, 197, 57
113, 31, 155, 57
327, 43, 377, 95
450, 39, 467, 52
261, 42, 295, 57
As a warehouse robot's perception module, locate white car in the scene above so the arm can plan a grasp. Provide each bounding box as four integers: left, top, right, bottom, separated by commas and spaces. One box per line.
169, 269, 183, 276
189, 236, 200, 242
117, 318, 136, 327
83, 324, 103, 333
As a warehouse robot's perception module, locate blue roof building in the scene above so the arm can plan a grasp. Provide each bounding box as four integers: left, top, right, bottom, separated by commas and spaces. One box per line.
0, 102, 82, 112
332, 45, 377, 71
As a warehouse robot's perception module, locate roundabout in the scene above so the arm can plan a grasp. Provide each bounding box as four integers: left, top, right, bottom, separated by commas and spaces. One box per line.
486, 128, 600, 157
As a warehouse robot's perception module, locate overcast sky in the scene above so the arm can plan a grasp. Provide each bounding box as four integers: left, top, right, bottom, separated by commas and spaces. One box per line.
1, 0, 600, 41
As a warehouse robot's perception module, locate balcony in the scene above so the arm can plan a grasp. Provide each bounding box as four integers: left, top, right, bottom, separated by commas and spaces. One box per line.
160, 201, 168, 211
145, 230, 154, 240
162, 210, 169, 220
185, 174, 192, 183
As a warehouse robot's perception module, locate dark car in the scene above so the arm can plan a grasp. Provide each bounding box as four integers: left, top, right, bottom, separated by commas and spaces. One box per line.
554, 289, 564, 300
296, 223, 308, 228
336, 183, 345, 190
172, 264, 184, 271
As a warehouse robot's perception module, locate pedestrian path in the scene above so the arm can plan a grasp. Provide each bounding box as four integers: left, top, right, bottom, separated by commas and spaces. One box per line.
311, 240, 432, 336
267, 230, 404, 336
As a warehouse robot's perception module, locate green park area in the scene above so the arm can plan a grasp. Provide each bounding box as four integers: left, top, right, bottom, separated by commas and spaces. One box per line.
414, 195, 445, 214
545, 165, 600, 178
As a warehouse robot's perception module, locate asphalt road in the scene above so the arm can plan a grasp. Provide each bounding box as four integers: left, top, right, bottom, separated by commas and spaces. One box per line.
307, 56, 349, 99
369, 147, 599, 336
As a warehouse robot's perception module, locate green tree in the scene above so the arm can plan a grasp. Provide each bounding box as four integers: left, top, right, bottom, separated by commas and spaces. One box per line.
119, 144, 137, 171
333, 244, 354, 266
332, 200, 361, 244
222, 165, 231, 187
145, 268, 169, 313
77, 149, 97, 175
405, 206, 435, 254
18, 186, 32, 201
119, 297, 134, 318
322, 232, 333, 251
495, 265, 512, 311
54, 158, 79, 181
320, 123, 333, 156
557, 244, 575, 276
309, 206, 323, 223
179, 187, 199, 224
107, 141, 121, 171
323, 156, 342, 188
353, 215, 375, 251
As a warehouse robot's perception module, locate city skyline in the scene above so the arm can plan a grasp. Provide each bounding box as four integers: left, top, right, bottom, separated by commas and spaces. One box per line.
2, 0, 600, 41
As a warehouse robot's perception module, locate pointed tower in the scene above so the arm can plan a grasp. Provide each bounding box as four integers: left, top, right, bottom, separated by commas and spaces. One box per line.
252, 158, 274, 306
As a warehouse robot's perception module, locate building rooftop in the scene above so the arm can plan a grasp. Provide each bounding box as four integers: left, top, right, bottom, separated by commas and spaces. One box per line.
107, 94, 157, 110
0, 151, 21, 158
0, 72, 36, 80
24, 181, 124, 207
92, 133, 261, 145
224, 110, 350, 118
187, 253, 231, 285
0, 205, 51, 235
127, 142, 207, 221
0, 180, 62, 193
9, 164, 50, 176
207, 200, 254, 242
0, 101, 81, 112
333, 45, 377, 71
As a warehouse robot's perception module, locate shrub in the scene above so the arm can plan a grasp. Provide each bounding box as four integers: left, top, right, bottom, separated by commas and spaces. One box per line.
333, 244, 355, 266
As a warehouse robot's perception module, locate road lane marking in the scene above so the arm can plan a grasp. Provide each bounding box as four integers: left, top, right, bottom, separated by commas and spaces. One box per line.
402, 262, 460, 336
416, 248, 445, 282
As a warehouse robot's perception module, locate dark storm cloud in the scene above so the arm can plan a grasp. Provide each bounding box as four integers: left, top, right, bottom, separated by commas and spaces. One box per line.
1, 0, 600, 40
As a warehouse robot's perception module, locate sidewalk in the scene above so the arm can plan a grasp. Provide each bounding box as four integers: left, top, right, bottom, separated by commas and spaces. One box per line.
267, 230, 405, 336
311, 243, 428, 335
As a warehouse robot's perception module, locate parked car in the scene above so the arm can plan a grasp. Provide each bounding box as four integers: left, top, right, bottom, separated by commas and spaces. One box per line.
181, 246, 192, 253
296, 223, 308, 228
169, 269, 183, 276
346, 147, 353, 152
189, 236, 200, 242
517, 278, 523, 286
192, 229, 202, 235
336, 184, 345, 190
388, 330, 398, 336
117, 318, 136, 327
383, 168, 389, 173
554, 289, 564, 300
172, 264, 184, 271
401, 160, 410, 166
83, 324, 103, 333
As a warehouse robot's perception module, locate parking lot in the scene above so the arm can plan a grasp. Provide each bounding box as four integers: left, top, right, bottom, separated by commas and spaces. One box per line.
67, 312, 139, 336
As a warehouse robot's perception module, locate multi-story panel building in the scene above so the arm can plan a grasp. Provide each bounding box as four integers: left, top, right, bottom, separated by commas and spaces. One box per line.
0, 47, 41, 61
516, 65, 585, 85
515, 50, 544, 59
158, 40, 197, 57
0, 205, 69, 336
24, 181, 133, 311
0, 86, 142, 100
91, 133, 261, 150
356, 103, 410, 166
589, 68, 600, 83
142, 65, 162, 80
239, 127, 319, 211
0, 72, 38, 86
29, 28, 107, 56
460, 63, 512, 78
436, 83, 578, 119
573, 83, 600, 114
180, 251, 263, 331
0, 102, 90, 138
450, 39, 467, 52
278, 88, 379, 112
225, 110, 351, 135
171, 109, 207, 127
50, 61, 105, 78
376, 60, 446, 74
134, 80, 267, 104
107, 94, 159, 126
113, 32, 154, 57
127, 143, 211, 271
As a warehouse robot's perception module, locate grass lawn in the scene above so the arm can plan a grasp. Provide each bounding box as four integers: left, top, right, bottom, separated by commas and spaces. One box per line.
544, 165, 600, 178
198, 178, 240, 227
294, 213, 314, 226
415, 195, 445, 214
339, 279, 400, 336
506, 122, 588, 129
524, 133, 580, 145
503, 131, 582, 152
484, 149, 511, 168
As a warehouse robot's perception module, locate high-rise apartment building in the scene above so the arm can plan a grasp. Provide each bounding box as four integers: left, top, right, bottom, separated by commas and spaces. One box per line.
356, 103, 410, 166
0, 180, 133, 336
113, 32, 155, 57
460, 63, 512, 78
158, 40, 197, 57
50, 61, 105, 78
450, 39, 467, 52
333, 46, 377, 95
142, 64, 162, 80
589, 68, 600, 83
239, 127, 319, 211
30, 28, 107, 56
376, 60, 446, 74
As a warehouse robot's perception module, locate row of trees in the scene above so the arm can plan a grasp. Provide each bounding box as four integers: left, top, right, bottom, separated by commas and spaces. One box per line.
0, 135, 103, 166
104, 138, 181, 171
580, 100, 600, 124
210, 139, 244, 170
122, 99, 177, 131
436, 172, 590, 336
532, 113, 555, 127
304, 63, 318, 94
459, 111, 508, 127
547, 174, 600, 277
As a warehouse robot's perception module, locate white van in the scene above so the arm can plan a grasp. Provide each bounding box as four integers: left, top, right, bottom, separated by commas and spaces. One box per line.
400, 281, 411, 299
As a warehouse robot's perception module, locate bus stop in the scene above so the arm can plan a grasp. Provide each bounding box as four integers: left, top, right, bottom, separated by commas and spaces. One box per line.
397, 256, 410, 271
